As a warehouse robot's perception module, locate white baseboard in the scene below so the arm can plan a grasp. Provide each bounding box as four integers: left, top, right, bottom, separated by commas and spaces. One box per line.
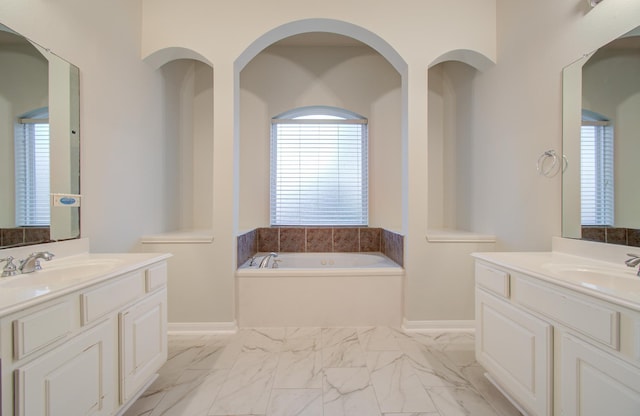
168, 321, 238, 334
402, 318, 475, 333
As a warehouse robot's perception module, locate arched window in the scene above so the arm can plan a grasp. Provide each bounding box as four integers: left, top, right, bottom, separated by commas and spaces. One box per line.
270, 106, 368, 226
15, 107, 50, 226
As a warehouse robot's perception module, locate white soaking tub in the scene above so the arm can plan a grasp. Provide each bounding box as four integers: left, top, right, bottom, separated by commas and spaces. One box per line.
236, 252, 404, 327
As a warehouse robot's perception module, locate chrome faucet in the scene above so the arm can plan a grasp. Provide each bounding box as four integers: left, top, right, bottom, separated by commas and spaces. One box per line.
258, 252, 278, 268
0, 256, 18, 277
19, 251, 55, 274
625, 253, 640, 276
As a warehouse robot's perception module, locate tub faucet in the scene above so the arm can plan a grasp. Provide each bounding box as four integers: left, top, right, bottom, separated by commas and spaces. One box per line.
259, 252, 278, 269
19, 251, 55, 274
0, 256, 18, 277
625, 253, 640, 276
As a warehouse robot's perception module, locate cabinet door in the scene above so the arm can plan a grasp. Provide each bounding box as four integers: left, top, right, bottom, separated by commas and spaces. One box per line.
562, 334, 640, 416
14, 319, 115, 416
476, 289, 553, 416
120, 288, 167, 403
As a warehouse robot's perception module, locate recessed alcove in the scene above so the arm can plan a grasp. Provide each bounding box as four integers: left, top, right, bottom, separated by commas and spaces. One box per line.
158, 59, 213, 232
238, 33, 402, 233
427, 60, 494, 242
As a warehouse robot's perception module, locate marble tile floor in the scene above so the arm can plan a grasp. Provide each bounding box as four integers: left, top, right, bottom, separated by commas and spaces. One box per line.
123, 327, 522, 416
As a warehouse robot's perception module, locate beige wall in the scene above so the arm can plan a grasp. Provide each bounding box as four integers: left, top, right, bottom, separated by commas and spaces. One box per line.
468, 0, 640, 251
1, 0, 171, 252
141, 0, 497, 324
6, 0, 639, 324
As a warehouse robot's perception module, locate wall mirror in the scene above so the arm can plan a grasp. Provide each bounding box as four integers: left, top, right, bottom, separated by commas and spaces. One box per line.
0, 23, 80, 248
562, 25, 640, 245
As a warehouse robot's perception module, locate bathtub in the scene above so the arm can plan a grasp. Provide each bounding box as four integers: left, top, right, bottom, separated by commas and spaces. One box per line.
236, 252, 404, 327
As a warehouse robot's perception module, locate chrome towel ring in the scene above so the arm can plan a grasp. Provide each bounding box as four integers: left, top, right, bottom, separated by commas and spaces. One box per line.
537, 150, 567, 177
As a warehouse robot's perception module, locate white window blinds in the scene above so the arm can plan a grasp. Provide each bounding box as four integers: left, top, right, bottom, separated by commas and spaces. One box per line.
15, 115, 50, 226
580, 120, 613, 226
270, 108, 368, 226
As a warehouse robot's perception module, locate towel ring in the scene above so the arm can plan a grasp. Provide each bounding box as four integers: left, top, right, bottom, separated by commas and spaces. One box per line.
537, 150, 567, 177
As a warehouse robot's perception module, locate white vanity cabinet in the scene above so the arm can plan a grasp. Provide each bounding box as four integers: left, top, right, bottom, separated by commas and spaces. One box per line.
119, 286, 167, 403
0, 258, 169, 416
475, 264, 553, 416
14, 319, 115, 416
561, 333, 640, 416
474, 259, 640, 416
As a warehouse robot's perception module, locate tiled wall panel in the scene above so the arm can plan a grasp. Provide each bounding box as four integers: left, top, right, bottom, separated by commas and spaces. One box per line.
237, 227, 404, 267
0, 227, 50, 248
581, 227, 640, 247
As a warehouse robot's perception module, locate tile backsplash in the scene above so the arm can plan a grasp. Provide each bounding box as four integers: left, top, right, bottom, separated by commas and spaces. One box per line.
237, 227, 404, 267
0, 227, 50, 248
581, 226, 640, 247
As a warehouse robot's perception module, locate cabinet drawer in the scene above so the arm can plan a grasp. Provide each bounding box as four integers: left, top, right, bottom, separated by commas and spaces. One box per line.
513, 276, 619, 349
13, 300, 75, 360
81, 271, 145, 325
145, 262, 167, 292
476, 263, 510, 298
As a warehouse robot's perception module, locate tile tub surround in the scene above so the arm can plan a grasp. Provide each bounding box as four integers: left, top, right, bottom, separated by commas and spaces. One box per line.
581, 226, 640, 247
236, 229, 257, 268
237, 227, 403, 267
122, 327, 521, 416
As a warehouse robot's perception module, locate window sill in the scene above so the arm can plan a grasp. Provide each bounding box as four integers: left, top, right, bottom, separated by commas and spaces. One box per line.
140, 229, 214, 244
426, 229, 496, 243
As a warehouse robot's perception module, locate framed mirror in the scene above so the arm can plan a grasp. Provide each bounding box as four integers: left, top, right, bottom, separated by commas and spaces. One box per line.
0, 23, 80, 248
562, 26, 640, 246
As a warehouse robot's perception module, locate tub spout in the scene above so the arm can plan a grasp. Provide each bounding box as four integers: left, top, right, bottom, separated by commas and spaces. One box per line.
259, 252, 278, 268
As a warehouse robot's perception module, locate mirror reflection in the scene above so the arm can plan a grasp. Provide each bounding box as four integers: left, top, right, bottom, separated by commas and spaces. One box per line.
562, 26, 640, 245
0, 23, 80, 248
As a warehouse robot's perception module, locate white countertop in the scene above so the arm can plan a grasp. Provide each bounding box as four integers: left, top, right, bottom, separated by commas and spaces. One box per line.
473, 251, 640, 311
0, 252, 171, 316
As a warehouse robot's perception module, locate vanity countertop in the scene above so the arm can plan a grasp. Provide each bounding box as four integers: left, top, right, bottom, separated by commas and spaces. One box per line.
0, 252, 171, 317
473, 251, 640, 311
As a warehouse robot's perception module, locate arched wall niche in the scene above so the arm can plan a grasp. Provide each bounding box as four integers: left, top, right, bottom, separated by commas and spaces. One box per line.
234, 18, 407, 75
428, 48, 495, 72
143, 48, 214, 231
427, 49, 494, 233
143, 46, 213, 70
235, 18, 406, 231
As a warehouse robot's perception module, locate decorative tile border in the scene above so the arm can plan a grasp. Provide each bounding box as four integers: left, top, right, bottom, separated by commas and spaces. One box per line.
581, 226, 640, 247
236, 227, 404, 267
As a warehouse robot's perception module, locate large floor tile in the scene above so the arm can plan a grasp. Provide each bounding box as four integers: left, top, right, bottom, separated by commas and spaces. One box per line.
429, 386, 501, 416
125, 328, 514, 416
367, 351, 438, 414
207, 352, 279, 415
323, 367, 382, 416
267, 389, 323, 416
274, 350, 323, 388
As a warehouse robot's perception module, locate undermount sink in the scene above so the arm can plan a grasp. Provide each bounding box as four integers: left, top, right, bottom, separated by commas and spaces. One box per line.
541, 263, 640, 293
0, 258, 122, 289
